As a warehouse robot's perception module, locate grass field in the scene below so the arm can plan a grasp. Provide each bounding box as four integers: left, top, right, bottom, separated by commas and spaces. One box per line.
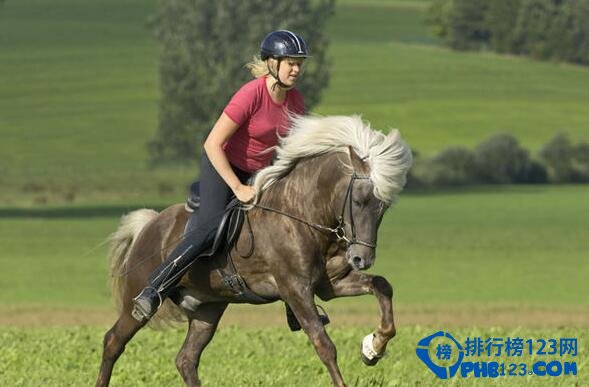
1, 0, 589, 204
1, 185, 586, 312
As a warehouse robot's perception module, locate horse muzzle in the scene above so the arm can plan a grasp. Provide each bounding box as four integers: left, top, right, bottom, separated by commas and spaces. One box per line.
346, 248, 374, 271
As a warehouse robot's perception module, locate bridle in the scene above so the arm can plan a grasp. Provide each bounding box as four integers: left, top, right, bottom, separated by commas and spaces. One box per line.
252, 172, 377, 249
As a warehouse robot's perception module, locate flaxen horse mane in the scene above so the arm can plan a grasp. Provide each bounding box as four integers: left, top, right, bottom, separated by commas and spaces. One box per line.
252, 115, 413, 205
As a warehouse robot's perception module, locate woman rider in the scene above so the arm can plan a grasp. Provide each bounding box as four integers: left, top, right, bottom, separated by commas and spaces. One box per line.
132, 30, 310, 322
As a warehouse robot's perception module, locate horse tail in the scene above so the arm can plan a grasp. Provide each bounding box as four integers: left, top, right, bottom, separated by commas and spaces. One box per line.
107, 209, 159, 313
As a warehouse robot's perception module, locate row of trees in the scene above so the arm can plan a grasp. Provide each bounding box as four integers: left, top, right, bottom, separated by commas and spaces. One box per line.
427, 0, 589, 65
409, 133, 589, 188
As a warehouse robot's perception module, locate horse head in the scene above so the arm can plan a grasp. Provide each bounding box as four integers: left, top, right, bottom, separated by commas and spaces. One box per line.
335, 146, 386, 271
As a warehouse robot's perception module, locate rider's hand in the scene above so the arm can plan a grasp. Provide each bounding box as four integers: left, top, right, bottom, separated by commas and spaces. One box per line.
234, 184, 256, 203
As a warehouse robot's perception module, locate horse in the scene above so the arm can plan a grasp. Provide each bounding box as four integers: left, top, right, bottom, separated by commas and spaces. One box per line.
95, 115, 413, 387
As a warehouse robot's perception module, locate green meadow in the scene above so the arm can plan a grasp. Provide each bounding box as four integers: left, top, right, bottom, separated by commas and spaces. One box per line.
0, 0, 587, 385
1, 0, 589, 204
0, 185, 587, 310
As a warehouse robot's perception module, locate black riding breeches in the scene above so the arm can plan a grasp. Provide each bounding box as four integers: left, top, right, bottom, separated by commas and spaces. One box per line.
147, 153, 251, 293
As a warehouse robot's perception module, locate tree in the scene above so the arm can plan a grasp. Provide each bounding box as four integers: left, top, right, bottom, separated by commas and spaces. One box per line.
449, 0, 490, 50
550, 0, 589, 65
148, 0, 335, 165
511, 0, 558, 59
426, 0, 453, 40
485, 0, 522, 53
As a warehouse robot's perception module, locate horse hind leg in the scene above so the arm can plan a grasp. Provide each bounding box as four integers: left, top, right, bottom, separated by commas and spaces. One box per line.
96, 312, 146, 387
175, 303, 228, 387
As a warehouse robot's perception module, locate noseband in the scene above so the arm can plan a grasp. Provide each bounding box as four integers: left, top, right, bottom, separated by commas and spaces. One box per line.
252, 172, 377, 249
334, 172, 376, 248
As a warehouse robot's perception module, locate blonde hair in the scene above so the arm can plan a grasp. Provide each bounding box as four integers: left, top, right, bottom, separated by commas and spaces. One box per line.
245, 56, 270, 78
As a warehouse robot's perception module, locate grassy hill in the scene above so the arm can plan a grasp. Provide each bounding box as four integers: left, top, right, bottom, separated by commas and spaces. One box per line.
321, 1, 589, 153
1, 0, 588, 205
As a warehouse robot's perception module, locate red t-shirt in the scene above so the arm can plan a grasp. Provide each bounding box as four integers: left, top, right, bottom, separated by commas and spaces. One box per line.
223, 76, 305, 173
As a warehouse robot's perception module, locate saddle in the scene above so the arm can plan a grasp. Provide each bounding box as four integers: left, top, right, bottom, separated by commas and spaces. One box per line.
181, 181, 267, 304
184, 181, 244, 254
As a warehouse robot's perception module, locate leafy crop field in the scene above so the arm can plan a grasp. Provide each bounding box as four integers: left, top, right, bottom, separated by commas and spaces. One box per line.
1, 325, 585, 386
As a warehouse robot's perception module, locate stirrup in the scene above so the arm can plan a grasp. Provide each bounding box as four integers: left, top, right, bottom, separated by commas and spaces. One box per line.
131, 287, 163, 322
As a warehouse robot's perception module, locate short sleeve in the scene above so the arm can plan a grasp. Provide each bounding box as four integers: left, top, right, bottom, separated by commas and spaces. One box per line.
223, 81, 259, 126
290, 89, 305, 115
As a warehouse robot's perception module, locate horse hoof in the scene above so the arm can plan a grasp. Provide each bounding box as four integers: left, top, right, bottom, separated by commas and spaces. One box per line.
360, 350, 380, 366
360, 333, 382, 366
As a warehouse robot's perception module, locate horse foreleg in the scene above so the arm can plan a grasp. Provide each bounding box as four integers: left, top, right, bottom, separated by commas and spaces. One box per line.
365, 275, 395, 363
96, 312, 145, 387
176, 303, 228, 387
282, 286, 346, 387
317, 267, 395, 366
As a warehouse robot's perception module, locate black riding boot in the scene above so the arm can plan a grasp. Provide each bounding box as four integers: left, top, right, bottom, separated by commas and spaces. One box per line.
131, 240, 202, 322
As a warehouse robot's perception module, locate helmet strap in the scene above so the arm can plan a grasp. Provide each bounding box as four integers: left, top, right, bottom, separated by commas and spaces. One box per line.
267, 58, 292, 91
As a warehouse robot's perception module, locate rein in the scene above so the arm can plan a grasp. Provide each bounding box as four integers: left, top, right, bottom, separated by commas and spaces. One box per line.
251, 172, 377, 249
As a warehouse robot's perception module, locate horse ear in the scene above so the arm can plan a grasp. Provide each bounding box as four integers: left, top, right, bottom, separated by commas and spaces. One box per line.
348, 146, 368, 173
387, 129, 400, 142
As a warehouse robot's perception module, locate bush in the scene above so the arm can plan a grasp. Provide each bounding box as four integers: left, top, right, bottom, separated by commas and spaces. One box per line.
539, 133, 574, 182
524, 159, 549, 184
539, 133, 589, 182
474, 134, 532, 184
574, 143, 589, 165
573, 142, 589, 181
423, 147, 477, 186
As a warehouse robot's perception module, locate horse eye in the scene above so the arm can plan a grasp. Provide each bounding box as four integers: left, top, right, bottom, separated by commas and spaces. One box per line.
353, 199, 361, 207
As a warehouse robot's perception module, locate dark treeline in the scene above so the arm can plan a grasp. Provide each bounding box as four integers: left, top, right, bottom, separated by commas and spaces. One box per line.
427, 0, 589, 66
408, 133, 589, 188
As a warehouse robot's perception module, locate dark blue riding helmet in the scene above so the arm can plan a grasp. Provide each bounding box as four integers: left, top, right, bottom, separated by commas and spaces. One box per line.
260, 30, 310, 60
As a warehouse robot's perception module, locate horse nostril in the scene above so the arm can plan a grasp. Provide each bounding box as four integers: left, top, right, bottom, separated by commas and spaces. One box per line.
353, 256, 363, 267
